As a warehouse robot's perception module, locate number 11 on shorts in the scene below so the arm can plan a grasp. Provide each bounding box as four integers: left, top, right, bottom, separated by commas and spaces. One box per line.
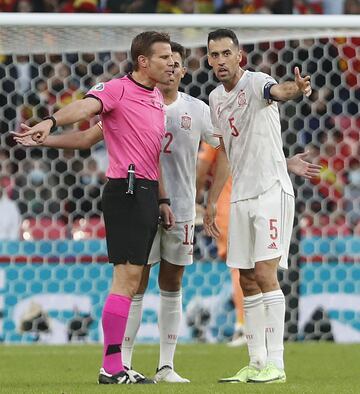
183, 224, 194, 245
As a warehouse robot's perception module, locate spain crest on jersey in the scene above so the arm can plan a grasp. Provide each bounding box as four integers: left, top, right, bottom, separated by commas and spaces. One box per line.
238, 90, 247, 106
181, 114, 192, 130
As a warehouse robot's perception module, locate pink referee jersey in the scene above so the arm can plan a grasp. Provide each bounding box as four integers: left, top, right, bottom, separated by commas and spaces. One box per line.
86, 75, 165, 180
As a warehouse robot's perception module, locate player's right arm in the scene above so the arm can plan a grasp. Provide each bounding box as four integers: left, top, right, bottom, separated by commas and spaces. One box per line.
196, 141, 217, 203
203, 138, 230, 238
11, 97, 102, 143
13, 123, 104, 150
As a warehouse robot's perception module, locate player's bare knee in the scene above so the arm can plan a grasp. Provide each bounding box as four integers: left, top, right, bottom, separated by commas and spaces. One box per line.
158, 273, 182, 291
239, 270, 259, 295
254, 263, 279, 291
254, 273, 278, 291
158, 261, 184, 291
136, 265, 151, 294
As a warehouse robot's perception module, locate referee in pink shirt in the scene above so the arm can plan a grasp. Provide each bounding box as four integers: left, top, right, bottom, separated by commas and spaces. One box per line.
14, 31, 175, 384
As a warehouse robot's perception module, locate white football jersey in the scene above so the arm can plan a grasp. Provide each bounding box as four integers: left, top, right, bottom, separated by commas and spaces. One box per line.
209, 70, 294, 202
161, 92, 220, 221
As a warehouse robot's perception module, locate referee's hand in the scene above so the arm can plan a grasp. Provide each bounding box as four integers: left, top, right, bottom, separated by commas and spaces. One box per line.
159, 204, 175, 230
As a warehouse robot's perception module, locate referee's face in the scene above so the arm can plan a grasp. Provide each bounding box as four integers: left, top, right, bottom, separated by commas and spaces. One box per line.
147, 42, 175, 85
208, 37, 242, 85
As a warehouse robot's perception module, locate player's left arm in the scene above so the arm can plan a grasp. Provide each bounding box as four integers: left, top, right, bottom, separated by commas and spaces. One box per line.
286, 151, 321, 179
269, 67, 312, 101
158, 164, 175, 230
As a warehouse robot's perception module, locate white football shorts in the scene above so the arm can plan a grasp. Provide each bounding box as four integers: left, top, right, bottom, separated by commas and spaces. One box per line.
227, 181, 295, 270
148, 219, 195, 266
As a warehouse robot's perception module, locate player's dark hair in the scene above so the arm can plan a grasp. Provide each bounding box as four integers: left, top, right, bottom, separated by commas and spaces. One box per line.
131, 31, 171, 71
207, 29, 239, 48
170, 41, 186, 63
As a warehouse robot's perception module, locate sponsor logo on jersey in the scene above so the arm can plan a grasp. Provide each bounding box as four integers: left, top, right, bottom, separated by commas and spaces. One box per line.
267, 242, 277, 250
181, 114, 192, 130
91, 82, 105, 91
237, 89, 247, 106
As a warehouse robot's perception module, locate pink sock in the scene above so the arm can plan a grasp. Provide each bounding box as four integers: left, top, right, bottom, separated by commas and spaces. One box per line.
102, 293, 131, 375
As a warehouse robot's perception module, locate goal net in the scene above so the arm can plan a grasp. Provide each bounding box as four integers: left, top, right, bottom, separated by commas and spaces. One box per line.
0, 14, 359, 344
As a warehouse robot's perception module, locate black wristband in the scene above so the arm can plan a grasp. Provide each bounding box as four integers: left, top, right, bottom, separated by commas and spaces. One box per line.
159, 198, 171, 206
43, 116, 57, 133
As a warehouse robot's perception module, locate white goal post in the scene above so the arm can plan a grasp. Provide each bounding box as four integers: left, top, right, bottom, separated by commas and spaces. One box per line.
0, 13, 360, 54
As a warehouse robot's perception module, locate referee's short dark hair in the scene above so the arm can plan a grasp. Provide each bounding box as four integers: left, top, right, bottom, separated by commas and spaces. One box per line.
208, 29, 240, 49
170, 41, 186, 63
131, 31, 171, 71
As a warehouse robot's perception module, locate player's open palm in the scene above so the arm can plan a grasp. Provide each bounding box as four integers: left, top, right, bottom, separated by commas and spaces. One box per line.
288, 151, 322, 179
294, 66, 312, 97
203, 203, 220, 238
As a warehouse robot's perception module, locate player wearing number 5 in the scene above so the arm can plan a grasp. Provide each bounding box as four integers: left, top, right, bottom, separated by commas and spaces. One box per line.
204, 29, 312, 384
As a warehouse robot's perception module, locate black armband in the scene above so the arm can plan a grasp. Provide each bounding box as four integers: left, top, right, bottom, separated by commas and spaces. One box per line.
43, 116, 57, 133
263, 82, 278, 103
159, 198, 171, 206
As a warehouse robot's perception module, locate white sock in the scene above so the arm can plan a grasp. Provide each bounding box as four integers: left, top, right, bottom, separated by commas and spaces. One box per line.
158, 289, 182, 370
244, 293, 267, 370
263, 289, 285, 369
121, 293, 143, 369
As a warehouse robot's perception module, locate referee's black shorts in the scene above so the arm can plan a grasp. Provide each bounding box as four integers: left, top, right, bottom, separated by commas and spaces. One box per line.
102, 178, 159, 265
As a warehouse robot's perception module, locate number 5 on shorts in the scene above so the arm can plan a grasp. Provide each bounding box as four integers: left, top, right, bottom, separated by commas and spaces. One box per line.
269, 219, 278, 240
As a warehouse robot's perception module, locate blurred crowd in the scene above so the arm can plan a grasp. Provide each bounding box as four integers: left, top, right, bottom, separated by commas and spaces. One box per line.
0, 0, 360, 14
0, 2, 359, 243
0, 35, 359, 243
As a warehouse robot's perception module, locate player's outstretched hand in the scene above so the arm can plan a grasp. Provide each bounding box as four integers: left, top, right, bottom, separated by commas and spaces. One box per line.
294, 67, 312, 97
160, 204, 175, 230
203, 203, 220, 238
11, 124, 44, 146
11, 119, 53, 143
288, 151, 322, 179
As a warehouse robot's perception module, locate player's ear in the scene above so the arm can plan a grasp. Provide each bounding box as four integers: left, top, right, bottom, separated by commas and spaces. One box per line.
238, 49, 242, 64
181, 66, 187, 78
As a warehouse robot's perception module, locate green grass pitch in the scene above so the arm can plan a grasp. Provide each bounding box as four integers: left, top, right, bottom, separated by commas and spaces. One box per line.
1, 343, 359, 393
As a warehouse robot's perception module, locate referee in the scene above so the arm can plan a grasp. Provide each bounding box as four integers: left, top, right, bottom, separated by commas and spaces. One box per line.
13, 31, 175, 384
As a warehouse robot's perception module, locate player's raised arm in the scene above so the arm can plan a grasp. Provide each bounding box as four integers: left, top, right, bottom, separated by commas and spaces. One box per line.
13, 123, 104, 150
269, 67, 312, 101
203, 138, 230, 238
11, 97, 102, 143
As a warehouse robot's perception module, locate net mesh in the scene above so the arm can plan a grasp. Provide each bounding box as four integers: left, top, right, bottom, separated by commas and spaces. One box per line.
0, 26, 359, 343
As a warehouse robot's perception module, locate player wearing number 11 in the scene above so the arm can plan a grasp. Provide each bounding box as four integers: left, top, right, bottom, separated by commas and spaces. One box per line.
204, 29, 312, 384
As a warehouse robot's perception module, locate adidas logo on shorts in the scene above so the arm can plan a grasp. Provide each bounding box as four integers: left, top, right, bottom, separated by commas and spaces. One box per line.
267, 242, 277, 250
